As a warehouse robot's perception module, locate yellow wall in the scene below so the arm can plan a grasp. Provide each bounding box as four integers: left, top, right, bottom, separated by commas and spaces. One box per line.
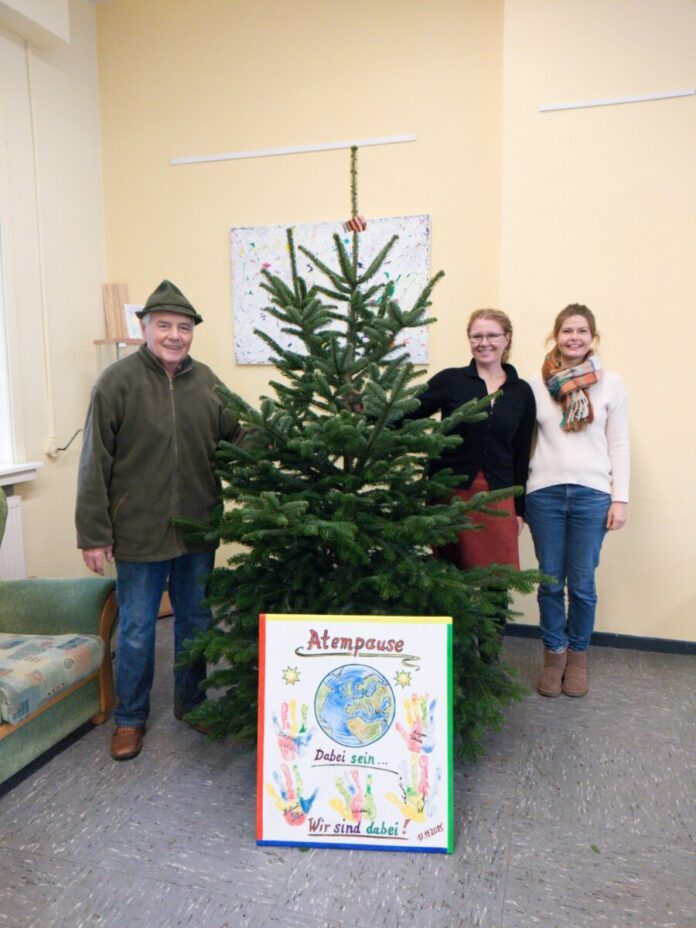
96, 0, 504, 403
500, 0, 696, 640
9, 0, 694, 642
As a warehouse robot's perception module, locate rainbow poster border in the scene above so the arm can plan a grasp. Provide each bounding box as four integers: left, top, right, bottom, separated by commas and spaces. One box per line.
257, 613, 454, 853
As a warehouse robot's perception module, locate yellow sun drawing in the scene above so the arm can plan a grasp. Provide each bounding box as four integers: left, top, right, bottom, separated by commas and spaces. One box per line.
394, 670, 412, 689
282, 666, 301, 685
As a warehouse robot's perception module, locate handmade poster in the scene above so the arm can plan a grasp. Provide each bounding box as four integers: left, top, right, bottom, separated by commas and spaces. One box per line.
257, 613, 453, 853
230, 215, 431, 364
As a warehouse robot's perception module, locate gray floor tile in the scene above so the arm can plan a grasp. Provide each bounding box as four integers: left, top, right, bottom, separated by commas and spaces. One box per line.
1, 621, 692, 928
0, 851, 84, 928
272, 810, 511, 928
513, 695, 695, 844
0, 740, 185, 857
247, 908, 337, 928
503, 821, 696, 928
96, 806, 303, 902
24, 865, 255, 928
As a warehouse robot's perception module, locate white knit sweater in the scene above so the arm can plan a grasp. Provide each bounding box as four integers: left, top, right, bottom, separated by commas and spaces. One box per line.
527, 370, 630, 502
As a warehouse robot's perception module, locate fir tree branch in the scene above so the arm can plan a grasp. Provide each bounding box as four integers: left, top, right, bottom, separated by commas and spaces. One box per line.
298, 245, 352, 293
334, 233, 357, 287
286, 227, 301, 301
353, 364, 414, 472
356, 235, 399, 285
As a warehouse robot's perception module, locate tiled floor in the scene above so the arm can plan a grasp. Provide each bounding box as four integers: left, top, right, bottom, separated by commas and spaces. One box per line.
0, 621, 694, 928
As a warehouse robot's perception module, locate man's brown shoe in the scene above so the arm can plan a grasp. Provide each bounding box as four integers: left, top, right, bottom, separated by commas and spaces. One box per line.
111, 725, 145, 760
174, 706, 210, 735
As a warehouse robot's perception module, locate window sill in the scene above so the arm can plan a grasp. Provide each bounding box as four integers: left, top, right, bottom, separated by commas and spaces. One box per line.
0, 461, 43, 488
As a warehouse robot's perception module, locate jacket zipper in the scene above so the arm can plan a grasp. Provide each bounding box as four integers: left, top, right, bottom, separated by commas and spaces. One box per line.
170, 379, 179, 525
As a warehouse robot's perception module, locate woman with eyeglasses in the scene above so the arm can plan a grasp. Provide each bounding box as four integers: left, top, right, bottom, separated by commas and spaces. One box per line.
526, 304, 629, 698
410, 309, 536, 586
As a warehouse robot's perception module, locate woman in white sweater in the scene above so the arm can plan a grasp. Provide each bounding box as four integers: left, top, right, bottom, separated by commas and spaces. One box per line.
526, 304, 629, 698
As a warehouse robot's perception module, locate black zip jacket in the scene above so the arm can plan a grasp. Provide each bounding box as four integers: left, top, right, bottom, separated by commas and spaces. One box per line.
409, 360, 536, 516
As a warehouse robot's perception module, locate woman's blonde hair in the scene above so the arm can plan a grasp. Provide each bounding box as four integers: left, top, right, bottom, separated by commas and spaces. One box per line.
467, 308, 513, 364
547, 303, 600, 365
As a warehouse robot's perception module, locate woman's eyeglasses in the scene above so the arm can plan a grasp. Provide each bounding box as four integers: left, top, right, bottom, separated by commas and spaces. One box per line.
469, 333, 505, 344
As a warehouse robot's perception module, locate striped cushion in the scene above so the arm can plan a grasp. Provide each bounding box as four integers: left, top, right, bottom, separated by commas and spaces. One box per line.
0, 633, 104, 725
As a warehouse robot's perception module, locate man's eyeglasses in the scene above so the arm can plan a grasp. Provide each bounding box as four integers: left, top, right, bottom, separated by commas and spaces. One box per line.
469, 333, 505, 344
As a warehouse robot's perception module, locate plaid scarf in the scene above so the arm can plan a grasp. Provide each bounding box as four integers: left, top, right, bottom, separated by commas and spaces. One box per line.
542, 353, 602, 432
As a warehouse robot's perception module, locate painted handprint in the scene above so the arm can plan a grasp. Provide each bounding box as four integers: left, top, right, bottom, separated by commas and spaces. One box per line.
272, 700, 313, 760
395, 693, 436, 754
328, 771, 377, 824
265, 763, 318, 827
385, 754, 430, 827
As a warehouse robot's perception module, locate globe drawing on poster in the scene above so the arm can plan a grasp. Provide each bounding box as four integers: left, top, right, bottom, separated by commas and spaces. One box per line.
257, 613, 454, 854
230, 215, 431, 364
314, 664, 395, 748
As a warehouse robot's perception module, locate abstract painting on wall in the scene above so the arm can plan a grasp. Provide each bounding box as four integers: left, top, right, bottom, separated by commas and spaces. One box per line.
230, 215, 431, 364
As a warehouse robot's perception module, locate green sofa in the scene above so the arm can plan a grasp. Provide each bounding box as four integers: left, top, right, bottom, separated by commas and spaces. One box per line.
0, 577, 118, 785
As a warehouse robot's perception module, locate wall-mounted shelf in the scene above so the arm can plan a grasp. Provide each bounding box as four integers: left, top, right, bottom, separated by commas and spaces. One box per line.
94, 338, 143, 369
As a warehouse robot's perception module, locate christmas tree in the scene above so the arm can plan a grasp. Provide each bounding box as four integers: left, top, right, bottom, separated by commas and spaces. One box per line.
181, 149, 537, 760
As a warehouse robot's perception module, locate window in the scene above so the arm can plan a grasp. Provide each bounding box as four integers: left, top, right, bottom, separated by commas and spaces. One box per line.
0, 226, 13, 466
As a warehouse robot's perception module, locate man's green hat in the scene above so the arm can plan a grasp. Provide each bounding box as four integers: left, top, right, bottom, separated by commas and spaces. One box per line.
136, 279, 203, 325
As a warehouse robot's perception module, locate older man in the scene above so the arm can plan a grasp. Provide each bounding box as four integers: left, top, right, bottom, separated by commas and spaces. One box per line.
76, 280, 242, 760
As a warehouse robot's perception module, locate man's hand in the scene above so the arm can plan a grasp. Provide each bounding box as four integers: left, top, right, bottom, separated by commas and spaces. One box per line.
82, 546, 114, 575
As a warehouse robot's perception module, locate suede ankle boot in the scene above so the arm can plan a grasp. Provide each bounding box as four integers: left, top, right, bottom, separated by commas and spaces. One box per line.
537, 648, 567, 697
562, 650, 588, 697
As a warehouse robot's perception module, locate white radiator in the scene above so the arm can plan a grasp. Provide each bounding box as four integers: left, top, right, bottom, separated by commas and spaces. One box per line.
0, 495, 27, 579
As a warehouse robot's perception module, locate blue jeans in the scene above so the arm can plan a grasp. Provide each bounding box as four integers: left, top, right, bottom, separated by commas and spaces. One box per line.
526, 485, 610, 653
114, 551, 215, 727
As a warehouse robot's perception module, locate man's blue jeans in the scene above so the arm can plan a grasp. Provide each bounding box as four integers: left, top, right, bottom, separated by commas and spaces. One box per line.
526, 485, 610, 653
114, 551, 215, 727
